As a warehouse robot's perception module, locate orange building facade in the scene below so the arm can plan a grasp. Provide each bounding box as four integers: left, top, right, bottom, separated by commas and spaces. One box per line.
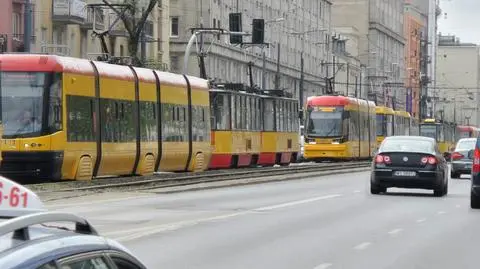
404, 3, 424, 120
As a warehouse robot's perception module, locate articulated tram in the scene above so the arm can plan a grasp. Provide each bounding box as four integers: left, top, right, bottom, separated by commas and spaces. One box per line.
456, 125, 479, 139
394, 110, 412, 136
303, 95, 376, 161
375, 106, 394, 147
419, 118, 456, 155
0, 54, 299, 181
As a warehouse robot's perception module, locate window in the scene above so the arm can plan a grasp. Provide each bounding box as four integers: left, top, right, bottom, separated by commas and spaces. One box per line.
170, 17, 179, 37
60, 256, 111, 269
37, 262, 57, 269
111, 256, 143, 269
67, 95, 95, 142
140, 101, 158, 142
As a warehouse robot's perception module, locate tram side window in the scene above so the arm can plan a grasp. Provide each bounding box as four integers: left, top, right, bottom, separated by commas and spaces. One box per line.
162, 103, 185, 142
192, 105, 208, 141
230, 95, 236, 129
66, 95, 95, 142
48, 72, 62, 132
263, 99, 275, 131
211, 93, 230, 130
250, 97, 256, 131
101, 99, 118, 142
139, 101, 157, 142
257, 98, 262, 131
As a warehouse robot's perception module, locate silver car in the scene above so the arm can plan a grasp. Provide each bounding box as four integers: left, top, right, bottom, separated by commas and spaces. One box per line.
451, 138, 476, 178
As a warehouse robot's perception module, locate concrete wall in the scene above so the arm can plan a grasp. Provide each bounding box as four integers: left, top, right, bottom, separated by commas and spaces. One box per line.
436, 45, 480, 125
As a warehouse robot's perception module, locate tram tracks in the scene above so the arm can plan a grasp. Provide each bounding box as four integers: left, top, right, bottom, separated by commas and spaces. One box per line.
30, 161, 371, 196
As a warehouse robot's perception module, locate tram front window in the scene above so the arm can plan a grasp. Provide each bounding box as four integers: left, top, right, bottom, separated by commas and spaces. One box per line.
420, 125, 437, 139
0, 71, 62, 138
307, 110, 342, 137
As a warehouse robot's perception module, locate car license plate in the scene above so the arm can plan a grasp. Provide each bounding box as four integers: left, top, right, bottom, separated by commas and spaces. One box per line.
394, 171, 416, 177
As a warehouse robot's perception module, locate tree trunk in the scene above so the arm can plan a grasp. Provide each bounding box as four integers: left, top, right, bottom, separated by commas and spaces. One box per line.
127, 38, 141, 66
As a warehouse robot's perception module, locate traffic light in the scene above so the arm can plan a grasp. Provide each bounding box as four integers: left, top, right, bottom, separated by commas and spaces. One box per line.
229, 13, 242, 44
252, 19, 265, 44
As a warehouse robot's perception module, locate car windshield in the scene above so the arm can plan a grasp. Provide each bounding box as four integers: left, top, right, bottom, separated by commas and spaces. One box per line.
380, 139, 434, 153
456, 139, 476, 150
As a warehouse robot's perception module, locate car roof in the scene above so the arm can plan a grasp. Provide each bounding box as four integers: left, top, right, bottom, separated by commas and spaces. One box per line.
384, 135, 435, 142
0, 176, 143, 269
457, 138, 477, 142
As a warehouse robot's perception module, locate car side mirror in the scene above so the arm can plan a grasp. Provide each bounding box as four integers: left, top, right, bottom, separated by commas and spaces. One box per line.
443, 152, 451, 162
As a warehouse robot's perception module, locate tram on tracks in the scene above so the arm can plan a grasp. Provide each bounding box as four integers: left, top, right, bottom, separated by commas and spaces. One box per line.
375, 106, 394, 147
0, 54, 299, 181
393, 110, 412, 136
419, 118, 456, 155
303, 95, 376, 161
209, 83, 299, 168
456, 125, 479, 139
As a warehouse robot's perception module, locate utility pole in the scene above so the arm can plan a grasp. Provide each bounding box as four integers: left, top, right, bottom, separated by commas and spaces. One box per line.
140, 7, 146, 64
300, 52, 304, 105
274, 44, 280, 90
23, 0, 32, 52
346, 63, 350, 96
261, 51, 266, 89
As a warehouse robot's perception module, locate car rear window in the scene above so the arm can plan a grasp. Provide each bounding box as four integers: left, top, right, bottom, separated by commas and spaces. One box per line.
380, 139, 434, 153
456, 140, 476, 150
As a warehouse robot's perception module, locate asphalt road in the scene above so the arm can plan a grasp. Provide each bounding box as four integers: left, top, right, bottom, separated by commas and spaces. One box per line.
46, 171, 480, 269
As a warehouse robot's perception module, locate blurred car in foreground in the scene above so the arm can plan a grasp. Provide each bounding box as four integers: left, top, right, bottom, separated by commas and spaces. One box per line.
370, 136, 449, 196
470, 137, 480, 208
0, 176, 147, 269
451, 138, 475, 178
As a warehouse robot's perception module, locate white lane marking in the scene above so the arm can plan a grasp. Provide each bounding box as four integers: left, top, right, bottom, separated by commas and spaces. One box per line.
416, 218, 427, 223
46, 195, 152, 209
103, 194, 343, 241
388, 228, 403, 235
313, 263, 333, 269
254, 194, 342, 211
353, 242, 371, 250
437, 211, 446, 215
353, 190, 361, 193
456, 205, 461, 208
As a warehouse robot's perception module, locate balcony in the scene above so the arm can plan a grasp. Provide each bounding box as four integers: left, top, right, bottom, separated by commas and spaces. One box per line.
52, 0, 87, 25
82, 6, 105, 30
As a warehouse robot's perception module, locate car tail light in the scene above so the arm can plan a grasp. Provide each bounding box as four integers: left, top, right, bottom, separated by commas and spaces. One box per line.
451, 152, 464, 160
375, 154, 391, 164
421, 156, 437, 165
473, 148, 480, 173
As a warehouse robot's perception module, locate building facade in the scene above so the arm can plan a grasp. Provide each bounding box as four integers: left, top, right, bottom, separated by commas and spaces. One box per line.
169, 0, 333, 104
0, 0, 36, 53
435, 34, 480, 126
404, 1, 426, 120
28, 0, 168, 68
331, 27, 365, 99
332, 0, 406, 110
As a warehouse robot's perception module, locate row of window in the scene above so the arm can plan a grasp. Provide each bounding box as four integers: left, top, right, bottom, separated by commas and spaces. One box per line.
344, 110, 376, 142
67, 95, 209, 143
211, 92, 300, 132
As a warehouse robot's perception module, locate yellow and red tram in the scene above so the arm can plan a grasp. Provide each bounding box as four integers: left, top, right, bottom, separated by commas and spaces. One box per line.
456, 125, 479, 140
0, 54, 299, 180
303, 95, 376, 161
209, 85, 299, 169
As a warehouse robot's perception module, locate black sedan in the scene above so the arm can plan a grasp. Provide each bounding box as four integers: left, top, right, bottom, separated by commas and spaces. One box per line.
370, 136, 449, 196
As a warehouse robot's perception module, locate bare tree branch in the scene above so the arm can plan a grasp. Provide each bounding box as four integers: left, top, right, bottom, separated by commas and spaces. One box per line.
101, 0, 134, 37
134, 0, 157, 38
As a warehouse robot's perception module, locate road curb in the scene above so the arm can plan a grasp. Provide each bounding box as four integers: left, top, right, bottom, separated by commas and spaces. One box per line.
145, 167, 371, 194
